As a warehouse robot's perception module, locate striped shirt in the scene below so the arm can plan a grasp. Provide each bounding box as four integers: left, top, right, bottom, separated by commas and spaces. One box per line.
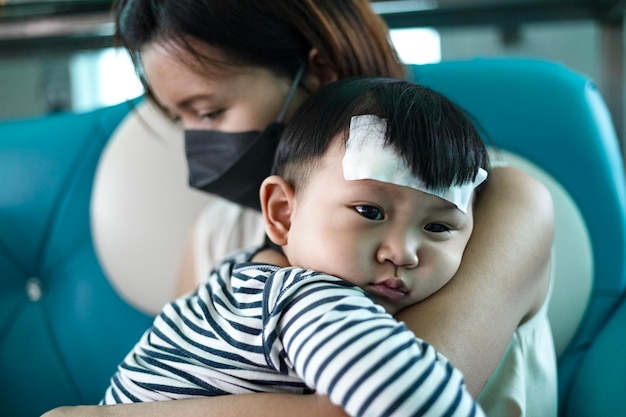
103, 248, 484, 417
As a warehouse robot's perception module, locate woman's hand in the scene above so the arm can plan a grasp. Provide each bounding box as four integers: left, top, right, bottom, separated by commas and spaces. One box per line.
395, 166, 554, 396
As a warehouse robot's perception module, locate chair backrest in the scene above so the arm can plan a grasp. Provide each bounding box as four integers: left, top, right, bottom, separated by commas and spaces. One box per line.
409, 58, 626, 415
0, 103, 152, 417
566, 288, 626, 416
90, 99, 214, 315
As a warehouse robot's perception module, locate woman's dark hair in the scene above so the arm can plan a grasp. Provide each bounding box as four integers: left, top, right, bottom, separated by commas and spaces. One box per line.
113, 0, 405, 99
274, 77, 490, 192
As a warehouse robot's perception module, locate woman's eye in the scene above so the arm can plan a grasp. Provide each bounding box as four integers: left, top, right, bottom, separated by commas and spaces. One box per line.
424, 223, 451, 233
354, 205, 384, 221
199, 110, 223, 121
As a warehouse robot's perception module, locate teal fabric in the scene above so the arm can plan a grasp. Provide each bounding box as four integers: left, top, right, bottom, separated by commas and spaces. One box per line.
410, 58, 626, 416
568, 293, 626, 417
0, 102, 152, 417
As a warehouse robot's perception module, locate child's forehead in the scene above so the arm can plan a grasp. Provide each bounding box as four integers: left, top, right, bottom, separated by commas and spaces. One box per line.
339, 115, 486, 214
311, 137, 470, 217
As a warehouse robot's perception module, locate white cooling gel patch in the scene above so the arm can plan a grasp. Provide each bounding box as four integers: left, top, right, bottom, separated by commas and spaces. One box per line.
342, 114, 488, 214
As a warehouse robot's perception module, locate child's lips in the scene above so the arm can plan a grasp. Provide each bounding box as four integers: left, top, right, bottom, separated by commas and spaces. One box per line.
368, 278, 410, 302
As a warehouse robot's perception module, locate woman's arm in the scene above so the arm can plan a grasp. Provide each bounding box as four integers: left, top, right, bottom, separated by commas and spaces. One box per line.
395, 166, 554, 396
42, 394, 347, 417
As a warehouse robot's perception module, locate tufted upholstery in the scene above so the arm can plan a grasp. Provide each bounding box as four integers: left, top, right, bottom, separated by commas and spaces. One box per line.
0, 58, 625, 417
0, 103, 152, 417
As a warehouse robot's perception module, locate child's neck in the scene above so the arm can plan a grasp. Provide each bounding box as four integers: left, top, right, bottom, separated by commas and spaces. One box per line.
252, 247, 291, 268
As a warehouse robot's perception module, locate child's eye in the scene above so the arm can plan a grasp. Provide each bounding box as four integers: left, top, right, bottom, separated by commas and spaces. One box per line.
424, 223, 451, 233
354, 205, 385, 221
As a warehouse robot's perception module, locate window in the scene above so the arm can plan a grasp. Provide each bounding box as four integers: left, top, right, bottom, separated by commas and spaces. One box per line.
389, 28, 441, 65
70, 48, 143, 112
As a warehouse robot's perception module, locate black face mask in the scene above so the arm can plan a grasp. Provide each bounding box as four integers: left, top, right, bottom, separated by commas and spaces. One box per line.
185, 123, 284, 211
184, 65, 305, 211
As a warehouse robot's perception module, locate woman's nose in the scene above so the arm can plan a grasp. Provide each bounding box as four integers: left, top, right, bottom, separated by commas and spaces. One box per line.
376, 235, 419, 268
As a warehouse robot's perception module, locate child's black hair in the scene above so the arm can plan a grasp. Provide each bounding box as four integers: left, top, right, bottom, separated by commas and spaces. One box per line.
273, 77, 490, 192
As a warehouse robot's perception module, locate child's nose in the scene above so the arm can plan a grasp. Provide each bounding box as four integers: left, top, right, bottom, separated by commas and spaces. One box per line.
376, 235, 419, 269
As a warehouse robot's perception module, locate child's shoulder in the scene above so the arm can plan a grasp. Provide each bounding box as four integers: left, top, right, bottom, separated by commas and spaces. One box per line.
263, 266, 362, 302
213, 245, 266, 270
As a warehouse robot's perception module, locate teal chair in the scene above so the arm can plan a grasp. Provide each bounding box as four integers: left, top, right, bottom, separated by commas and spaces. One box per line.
412, 58, 626, 416
0, 103, 152, 417
0, 58, 625, 417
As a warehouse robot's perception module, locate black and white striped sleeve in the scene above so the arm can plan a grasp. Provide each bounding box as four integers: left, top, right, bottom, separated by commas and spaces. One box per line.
263, 268, 485, 417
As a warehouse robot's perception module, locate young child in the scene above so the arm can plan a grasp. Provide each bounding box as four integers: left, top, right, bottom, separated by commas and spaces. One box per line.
102, 77, 491, 416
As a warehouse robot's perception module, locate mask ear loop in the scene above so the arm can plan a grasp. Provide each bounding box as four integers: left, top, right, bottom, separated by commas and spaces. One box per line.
276, 63, 307, 123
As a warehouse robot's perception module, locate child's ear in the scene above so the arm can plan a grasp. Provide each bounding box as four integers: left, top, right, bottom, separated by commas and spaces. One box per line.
260, 175, 296, 246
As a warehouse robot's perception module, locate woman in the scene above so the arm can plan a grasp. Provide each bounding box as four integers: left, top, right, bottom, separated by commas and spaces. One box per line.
44, 0, 554, 415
